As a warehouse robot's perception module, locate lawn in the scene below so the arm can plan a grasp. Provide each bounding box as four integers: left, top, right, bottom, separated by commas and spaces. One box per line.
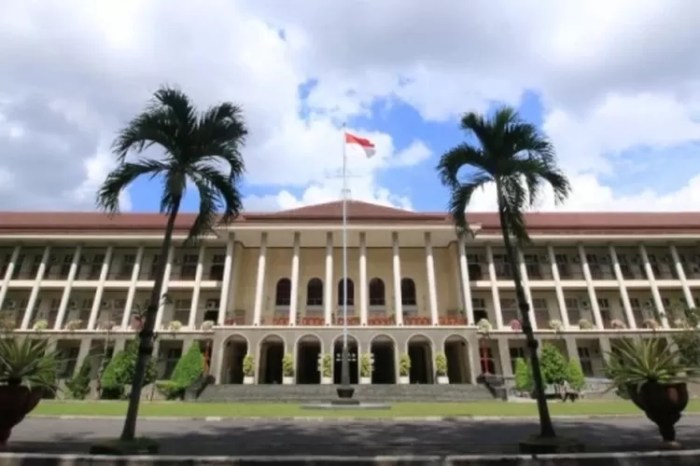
30, 399, 700, 418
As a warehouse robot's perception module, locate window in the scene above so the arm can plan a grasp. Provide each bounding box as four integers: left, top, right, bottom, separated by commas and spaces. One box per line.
472, 298, 487, 322
337, 278, 354, 306
307, 278, 323, 306
500, 298, 518, 324
368, 278, 385, 306
565, 298, 581, 323
275, 278, 291, 306
577, 347, 594, 377
509, 347, 526, 373
400, 278, 416, 305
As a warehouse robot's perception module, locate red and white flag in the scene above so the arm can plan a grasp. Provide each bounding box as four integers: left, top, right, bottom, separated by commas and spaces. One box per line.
345, 132, 376, 158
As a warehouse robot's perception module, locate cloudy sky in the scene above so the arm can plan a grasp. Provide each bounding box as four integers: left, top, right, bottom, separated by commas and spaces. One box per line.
2, 0, 700, 214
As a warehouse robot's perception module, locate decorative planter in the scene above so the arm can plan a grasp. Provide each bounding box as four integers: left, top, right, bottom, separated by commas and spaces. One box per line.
360, 376, 372, 385
627, 382, 688, 444
243, 376, 254, 385
436, 375, 449, 385
399, 376, 410, 385
0, 386, 42, 449
321, 376, 333, 385
283, 376, 294, 385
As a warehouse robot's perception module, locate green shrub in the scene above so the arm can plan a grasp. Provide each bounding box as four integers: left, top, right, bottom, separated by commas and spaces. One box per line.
66, 355, 93, 399
514, 358, 533, 392
399, 354, 411, 377
242, 354, 254, 377
282, 353, 294, 377
435, 352, 447, 376
156, 343, 205, 400
540, 343, 569, 386
321, 353, 332, 378
100, 340, 157, 399
566, 358, 586, 391
360, 353, 372, 378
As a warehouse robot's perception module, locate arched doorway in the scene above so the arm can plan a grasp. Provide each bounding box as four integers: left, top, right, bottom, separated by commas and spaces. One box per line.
333, 335, 358, 384
408, 335, 433, 384
370, 335, 396, 384
259, 335, 284, 384
223, 334, 248, 384
297, 335, 321, 384
444, 335, 470, 384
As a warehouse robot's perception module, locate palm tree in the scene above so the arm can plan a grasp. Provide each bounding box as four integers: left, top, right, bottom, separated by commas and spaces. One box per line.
437, 106, 570, 439
97, 85, 247, 441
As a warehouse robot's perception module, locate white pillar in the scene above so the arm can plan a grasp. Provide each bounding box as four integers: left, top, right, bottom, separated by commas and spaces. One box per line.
188, 244, 206, 330
218, 235, 235, 325
359, 232, 368, 326
578, 244, 603, 329
324, 232, 333, 325
154, 245, 174, 330
458, 236, 474, 325
424, 232, 439, 326
21, 246, 51, 330
289, 232, 300, 326
88, 246, 113, 330
0, 246, 20, 311
639, 243, 668, 328
392, 232, 403, 326
609, 244, 636, 329
517, 249, 536, 329
54, 245, 82, 330
548, 245, 570, 329
228, 242, 242, 320
253, 232, 267, 326
485, 245, 503, 329
670, 244, 695, 308
122, 246, 144, 329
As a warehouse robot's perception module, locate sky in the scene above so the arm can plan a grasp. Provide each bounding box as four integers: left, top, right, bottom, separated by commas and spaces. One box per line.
2, 0, 700, 214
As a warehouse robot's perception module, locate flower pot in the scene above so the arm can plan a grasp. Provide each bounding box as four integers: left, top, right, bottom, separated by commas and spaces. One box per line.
283, 376, 294, 385
399, 376, 410, 384
0, 386, 42, 449
321, 376, 333, 385
360, 376, 372, 385
437, 375, 449, 385
627, 382, 688, 444
243, 376, 255, 385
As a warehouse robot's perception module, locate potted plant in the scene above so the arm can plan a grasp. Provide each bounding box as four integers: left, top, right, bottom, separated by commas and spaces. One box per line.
399, 354, 411, 384
643, 318, 660, 330
320, 353, 332, 384
200, 320, 215, 331
578, 318, 593, 330
435, 352, 449, 384
32, 319, 48, 331
282, 353, 294, 384
548, 319, 563, 332
65, 319, 83, 331
359, 353, 372, 384
509, 319, 522, 331
477, 318, 492, 334
242, 354, 255, 385
0, 337, 57, 449
606, 338, 696, 447
0, 318, 16, 333
611, 319, 627, 329
168, 320, 182, 332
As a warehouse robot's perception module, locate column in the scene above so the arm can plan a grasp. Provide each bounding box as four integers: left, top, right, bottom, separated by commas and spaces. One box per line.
324, 232, 333, 325
466, 333, 481, 384
228, 242, 243, 322
87, 246, 113, 330
599, 336, 612, 363
485, 245, 503, 329
578, 244, 603, 329
154, 245, 174, 330
253, 232, 267, 326
609, 244, 636, 329
218, 235, 235, 325
639, 243, 668, 328
563, 336, 578, 361
211, 337, 226, 384
392, 232, 403, 326
54, 245, 82, 330
188, 244, 206, 330
0, 246, 21, 311
548, 245, 570, 329
21, 246, 51, 330
424, 232, 439, 326
670, 244, 695, 308
289, 232, 300, 326
497, 338, 513, 378
458, 236, 474, 325
72, 338, 93, 377
122, 246, 144, 329
517, 249, 536, 329
359, 232, 368, 326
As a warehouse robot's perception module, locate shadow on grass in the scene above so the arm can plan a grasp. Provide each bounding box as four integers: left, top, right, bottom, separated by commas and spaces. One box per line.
7, 417, 700, 456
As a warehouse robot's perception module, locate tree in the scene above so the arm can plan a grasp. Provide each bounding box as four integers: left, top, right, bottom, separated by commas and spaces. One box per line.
437, 106, 570, 439
157, 343, 205, 400
566, 359, 586, 392
100, 340, 157, 399
514, 358, 532, 393
97, 86, 248, 441
671, 306, 700, 372
66, 355, 93, 400
540, 344, 568, 386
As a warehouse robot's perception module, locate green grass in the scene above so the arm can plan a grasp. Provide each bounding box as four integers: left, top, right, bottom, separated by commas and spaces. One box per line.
30, 399, 700, 418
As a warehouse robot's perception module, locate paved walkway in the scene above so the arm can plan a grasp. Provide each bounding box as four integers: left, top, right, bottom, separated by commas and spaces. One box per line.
8, 416, 700, 455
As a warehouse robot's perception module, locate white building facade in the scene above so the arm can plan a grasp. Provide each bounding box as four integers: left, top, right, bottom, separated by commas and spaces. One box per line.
0, 201, 697, 386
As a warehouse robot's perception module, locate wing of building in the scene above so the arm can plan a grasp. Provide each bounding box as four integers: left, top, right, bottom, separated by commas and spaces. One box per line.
0, 200, 698, 392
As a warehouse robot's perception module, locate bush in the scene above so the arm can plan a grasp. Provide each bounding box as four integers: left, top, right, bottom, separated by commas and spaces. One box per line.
282, 353, 294, 377
321, 353, 332, 378
360, 353, 372, 378
566, 359, 586, 391
540, 343, 568, 386
157, 343, 205, 400
514, 358, 533, 392
242, 354, 254, 377
435, 352, 447, 376
399, 354, 410, 377
100, 340, 157, 399
66, 355, 93, 399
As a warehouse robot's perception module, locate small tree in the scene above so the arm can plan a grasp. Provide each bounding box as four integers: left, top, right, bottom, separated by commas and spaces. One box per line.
242, 354, 255, 377
566, 359, 586, 391
282, 353, 294, 377
101, 340, 156, 399
514, 358, 533, 393
540, 343, 568, 386
66, 355, 93, 400
321, 353, 332, 379
672, 307, 700, 372
435, 352, 448, 376
157, 343, 205, 400
399, 354, 411, 377
360, 353, 372, 378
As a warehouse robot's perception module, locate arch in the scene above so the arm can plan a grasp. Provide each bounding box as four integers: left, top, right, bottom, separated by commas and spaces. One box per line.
337, 278, 355, 306
275, 278, 291, 306
258, 333, 285, 384
443, 334, 471, 384
407, 334, 434, 384
401, 278, 417, 305
222, 334, 250, 384
295, 334, 323, 384
306, 278, 323, 306
369, 278, 385, 306
369, 333, 397, 384
332, 334, 359, 384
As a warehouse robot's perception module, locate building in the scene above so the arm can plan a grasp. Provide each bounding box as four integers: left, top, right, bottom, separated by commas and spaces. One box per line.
0, 200, 697, 387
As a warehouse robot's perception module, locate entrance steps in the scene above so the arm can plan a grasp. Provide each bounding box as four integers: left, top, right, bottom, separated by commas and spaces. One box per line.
198, 383, 497, 402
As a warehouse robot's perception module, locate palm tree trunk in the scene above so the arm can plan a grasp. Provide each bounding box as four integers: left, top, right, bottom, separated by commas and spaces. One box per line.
496, 186, 556, 438
120, 199, 181, 441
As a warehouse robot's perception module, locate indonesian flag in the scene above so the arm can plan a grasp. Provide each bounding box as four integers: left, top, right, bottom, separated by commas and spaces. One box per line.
345, 132, 376, 158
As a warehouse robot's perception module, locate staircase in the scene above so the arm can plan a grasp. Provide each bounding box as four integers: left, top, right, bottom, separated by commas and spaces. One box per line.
197, 383, 497, 402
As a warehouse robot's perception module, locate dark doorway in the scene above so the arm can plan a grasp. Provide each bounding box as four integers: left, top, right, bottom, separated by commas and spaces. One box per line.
260, 338, 284, 384
371, 339, 396, 384
333, 337, 358, 384
408, 337, 433, 384
225, 337, 248, 384
445, 336, 470, 383
297, 337, 321, 384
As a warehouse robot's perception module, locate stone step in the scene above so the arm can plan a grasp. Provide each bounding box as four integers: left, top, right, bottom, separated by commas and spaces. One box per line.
198, 384, 497, 402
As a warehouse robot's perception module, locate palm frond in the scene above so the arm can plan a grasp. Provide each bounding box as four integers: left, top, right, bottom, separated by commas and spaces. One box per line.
0, 337, 57, 391
498, 175, 530, 244
436, 144, 490, 188
96, 160, 168, 213
112, 106, 179, 164
185, 175, 219, 245
447, 174, 492, 234
152, 86, 197, 152
190, 163, 244, 223
460, 111, 497, 156
159, 169, 187, 215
